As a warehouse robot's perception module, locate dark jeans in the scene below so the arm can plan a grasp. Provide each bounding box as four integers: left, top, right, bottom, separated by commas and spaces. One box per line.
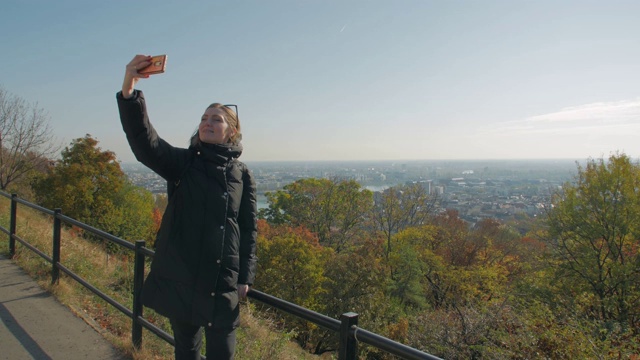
170, 318, 236, 360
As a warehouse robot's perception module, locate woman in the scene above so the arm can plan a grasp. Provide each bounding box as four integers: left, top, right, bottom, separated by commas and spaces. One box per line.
116, 55, 258, 360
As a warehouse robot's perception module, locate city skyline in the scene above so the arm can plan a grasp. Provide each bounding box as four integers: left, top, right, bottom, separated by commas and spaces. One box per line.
2, 1, 640, 163
124, 157, 574, 226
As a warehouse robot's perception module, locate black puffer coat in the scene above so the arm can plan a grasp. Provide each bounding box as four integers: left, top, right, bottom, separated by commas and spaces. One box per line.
117, 90, 257, 329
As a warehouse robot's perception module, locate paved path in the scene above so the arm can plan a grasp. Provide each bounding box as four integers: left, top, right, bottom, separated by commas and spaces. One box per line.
0, 254, 130, 360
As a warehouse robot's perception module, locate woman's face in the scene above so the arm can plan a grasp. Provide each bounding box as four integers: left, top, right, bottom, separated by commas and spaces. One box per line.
199, 107, 235, 144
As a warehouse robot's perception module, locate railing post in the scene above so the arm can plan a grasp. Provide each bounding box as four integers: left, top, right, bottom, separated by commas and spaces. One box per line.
52, 209, 62, 284
339, 312, 358, 360
9, 194, 17, 257
132, 240, 146, 349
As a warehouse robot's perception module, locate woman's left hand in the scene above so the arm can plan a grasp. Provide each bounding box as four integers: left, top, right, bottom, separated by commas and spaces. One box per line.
238, 284, 250, 299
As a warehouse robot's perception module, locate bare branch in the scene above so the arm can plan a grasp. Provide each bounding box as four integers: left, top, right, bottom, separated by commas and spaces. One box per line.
0, 86, 60, 190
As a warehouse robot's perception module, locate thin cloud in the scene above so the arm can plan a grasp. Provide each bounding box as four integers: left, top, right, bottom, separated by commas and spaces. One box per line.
527, 100, 640, 123
485, 98, 640, 136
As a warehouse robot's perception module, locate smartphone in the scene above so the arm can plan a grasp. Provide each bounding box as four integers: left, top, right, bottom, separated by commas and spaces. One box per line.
138, 55, 167, 75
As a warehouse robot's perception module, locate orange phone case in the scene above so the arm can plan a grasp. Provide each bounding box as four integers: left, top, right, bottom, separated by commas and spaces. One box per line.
138, 55, 167, 75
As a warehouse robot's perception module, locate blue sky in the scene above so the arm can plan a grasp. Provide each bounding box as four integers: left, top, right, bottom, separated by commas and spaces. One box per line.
2, 1, 639, 163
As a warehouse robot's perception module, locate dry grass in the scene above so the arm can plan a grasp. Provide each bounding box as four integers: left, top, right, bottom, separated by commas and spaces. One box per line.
0, 195, 329, 360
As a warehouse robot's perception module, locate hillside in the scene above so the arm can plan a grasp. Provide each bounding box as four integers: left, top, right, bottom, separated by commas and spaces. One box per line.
0, 195, 327, 360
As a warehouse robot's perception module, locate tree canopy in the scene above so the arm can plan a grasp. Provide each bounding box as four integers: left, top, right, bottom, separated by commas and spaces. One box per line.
260, 178, 373, 252
545, 153, 640, 330
371, 182, 438, 258
32, 135, 156, 245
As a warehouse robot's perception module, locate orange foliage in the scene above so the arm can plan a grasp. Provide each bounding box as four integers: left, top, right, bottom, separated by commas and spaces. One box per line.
152, 208, 162, 233
68, 225, 84, 238
519, 236, 546, 252
387, 318, 409, 343
257, 219, 321, 248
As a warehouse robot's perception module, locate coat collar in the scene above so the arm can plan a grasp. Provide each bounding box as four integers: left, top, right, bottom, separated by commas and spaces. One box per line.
192, 142, 243, 166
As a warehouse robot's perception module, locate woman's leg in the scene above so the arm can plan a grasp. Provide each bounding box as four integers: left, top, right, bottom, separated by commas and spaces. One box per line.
170, 318, 203, 360
204, 327, 237, 360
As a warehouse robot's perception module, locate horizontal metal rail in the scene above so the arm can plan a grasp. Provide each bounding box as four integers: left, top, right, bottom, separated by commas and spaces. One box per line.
12, 233, 52, 263
11, 194, 56, 215
248, 289, 341, 332
352, 327, 442, 360
136, 316, 174, 345
56, 262, 133, 318
139, 246, 155, 258
58, 213, 135, 251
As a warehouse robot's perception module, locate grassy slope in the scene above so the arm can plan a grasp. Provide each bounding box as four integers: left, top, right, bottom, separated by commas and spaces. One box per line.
0, 196, 329, 360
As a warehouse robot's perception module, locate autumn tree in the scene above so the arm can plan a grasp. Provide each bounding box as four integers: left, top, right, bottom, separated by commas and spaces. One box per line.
314, 237, 390, 355
33, 135, 124, 222
256, 220, 392, 356
371, 182, 437, 258
388, 211, 517, 311
469, 218, 523, 271
32, 135, 156, 244
545, 153, 640, 331
387, 225, 437, 310
255, 220, 330, 308
261, 178, 373, 252
254, 220, 333, 348
429, 209, 471, 267
0, 86, 59, 191
384, 213, 565, 359
109, 182, 157, 244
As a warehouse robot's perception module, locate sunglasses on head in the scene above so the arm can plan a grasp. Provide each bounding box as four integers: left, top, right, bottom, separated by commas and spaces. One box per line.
223, 104, 238, 118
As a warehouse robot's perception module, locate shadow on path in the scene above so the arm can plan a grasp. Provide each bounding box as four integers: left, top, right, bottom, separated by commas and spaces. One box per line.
0, 301, 53, 360
0, 254, 130, 360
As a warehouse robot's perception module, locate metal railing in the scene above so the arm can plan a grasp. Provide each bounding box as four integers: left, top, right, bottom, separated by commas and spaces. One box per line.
0, 191, 442, 360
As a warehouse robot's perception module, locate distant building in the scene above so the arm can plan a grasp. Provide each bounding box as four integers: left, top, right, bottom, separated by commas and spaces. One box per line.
420, 180, 432, 194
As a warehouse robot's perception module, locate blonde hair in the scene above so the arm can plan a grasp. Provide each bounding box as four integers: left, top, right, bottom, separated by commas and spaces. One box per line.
190, 103, 242, 146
